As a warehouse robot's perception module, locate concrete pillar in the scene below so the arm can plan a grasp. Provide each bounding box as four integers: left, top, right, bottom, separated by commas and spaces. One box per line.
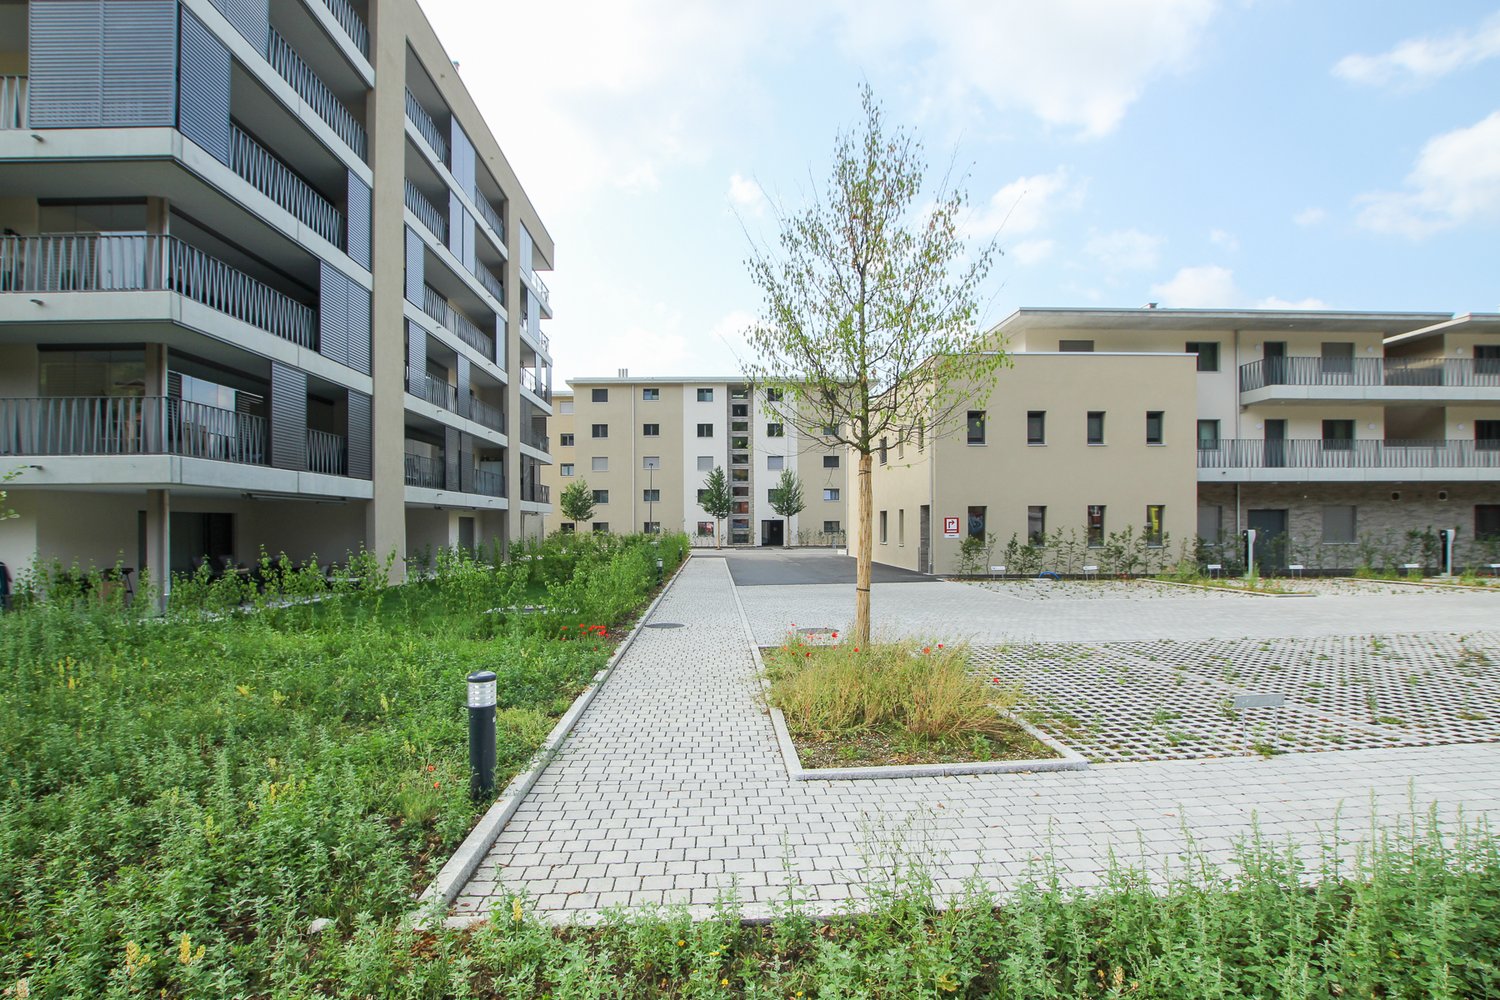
144, 488, 170, 609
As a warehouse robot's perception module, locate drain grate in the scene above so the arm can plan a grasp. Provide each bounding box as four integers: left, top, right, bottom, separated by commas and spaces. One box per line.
646, 622, 685, 629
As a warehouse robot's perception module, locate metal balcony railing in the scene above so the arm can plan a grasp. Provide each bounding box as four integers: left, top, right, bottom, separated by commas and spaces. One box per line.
474, 264, 503, 304
519, 367, 551, 402
521, 428, 549, 452
520, 480, 550, 503
0, 396, 266, 465
472, 186, 504, 241
1239, 356, 1500, 392
307, 427, 347, 475
420, 284, 493, 361
0, 234, 316, 348
474, 468, 504, 497
468, 395, 505, 433
404, 88, 449, 164
404, 179, 448, 242
520, 318, 551, 358
1198, 438, 1500, 470
407, 366, 457, 411
523, 264, 551, 312
404, 451, 443, 489
317, 0, 369, 58
230, 125, 344, 248
0, 76, 26, 129
268, 29, 367, 160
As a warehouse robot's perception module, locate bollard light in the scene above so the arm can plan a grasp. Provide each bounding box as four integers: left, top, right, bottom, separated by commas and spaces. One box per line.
467, 670, 497, 800
656, 556, 664, 584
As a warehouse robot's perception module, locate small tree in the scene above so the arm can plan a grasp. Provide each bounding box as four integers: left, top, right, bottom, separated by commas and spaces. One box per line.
767, 469, 806, 548
699, 466, 733, 549
558, 479, 596, 529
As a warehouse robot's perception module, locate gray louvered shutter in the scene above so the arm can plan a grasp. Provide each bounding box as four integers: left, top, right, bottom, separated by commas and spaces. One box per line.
346, 390, 371, 479
455, 355, 470, 419
446, 190, 463, 260
102, 0, 176, 126
269, 362, 308, 470
318, 262, 350, 367
459, 432, 474, 493
346, 171, 371, 269
207, 0, 268, 56
406, 321, 426, 392
28, 0, 105, 128
444, 427, 460, 490
178, 8, 231, 163
450, 123, 475, 189
404, 226, 423, 304
344, 280, 371, 375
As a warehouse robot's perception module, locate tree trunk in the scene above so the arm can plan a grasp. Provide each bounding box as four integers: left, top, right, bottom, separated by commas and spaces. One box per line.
716, 518, 722, 550
854, 450, 873, 645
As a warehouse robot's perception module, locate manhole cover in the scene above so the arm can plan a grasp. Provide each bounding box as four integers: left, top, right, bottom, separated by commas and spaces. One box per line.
646, 622, 685, 629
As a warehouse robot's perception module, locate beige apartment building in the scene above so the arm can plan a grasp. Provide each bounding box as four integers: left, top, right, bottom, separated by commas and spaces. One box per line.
868, 307, 1500, 576
0, 0, 554, 589
543, 375, 848, 545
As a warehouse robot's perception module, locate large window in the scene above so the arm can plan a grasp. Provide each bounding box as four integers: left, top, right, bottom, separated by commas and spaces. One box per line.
1478, 420, 1500, 451
1145, 505, 1165, 546
1197, 419, 1220, 450
1087, 411, 1105, 445
1027, 410, 1045, 445
1185, 341, 1220, 372
591, 388, 608, 402
1027, 506, 1046, 543
967, 505, 986, 538
1476, 345, 1500, 376
591, 423, 608, 438
967, 410, 986, 445
558, 399, 574, 414
1146, 411, 1164, 445
1321, 342, 1354, 376
1087, 505, 1105, 547
591, 456, 608, 472
1323, 505, 1357, 544
642, 423, 660, 436
1322, 419, 1355, 451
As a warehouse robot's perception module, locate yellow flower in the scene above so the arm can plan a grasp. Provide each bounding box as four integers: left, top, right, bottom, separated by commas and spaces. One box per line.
511, 897, 524, 923
677, 939, 685, 947
721, 979, 729, 987
177, 932, 205, 966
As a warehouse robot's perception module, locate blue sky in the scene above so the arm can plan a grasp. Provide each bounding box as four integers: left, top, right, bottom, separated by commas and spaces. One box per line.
422, 0, 1500, 385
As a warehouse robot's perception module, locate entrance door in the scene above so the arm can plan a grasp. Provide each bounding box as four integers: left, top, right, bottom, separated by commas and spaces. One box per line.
918, 505, 931, 574
760, 519, 784, 547
1247, 509, 1288, 573
1264, 419, 1286, 468
1263, 341, 1286, 385
458, 516, 475, 553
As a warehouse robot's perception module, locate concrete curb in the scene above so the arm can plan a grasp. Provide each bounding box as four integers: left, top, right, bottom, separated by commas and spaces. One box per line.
1332, 576, 1500, 592
408, 554, 690, 927
1148, 577, 1317, 598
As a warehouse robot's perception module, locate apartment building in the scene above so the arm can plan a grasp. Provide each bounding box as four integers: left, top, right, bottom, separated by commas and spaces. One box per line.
544, 375, 848, 545
868, 308, 1500, 575
0, 0, 555, 589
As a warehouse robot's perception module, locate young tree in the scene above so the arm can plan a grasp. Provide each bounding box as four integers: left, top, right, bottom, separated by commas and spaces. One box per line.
767, 468, 805, 548
699, 465, 733, 549
558, 478, 596, 528
742, 85, 1008, 643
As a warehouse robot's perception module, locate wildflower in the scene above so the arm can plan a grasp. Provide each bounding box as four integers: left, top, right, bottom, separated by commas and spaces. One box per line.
923, 647, 931, 654
677, 939, 685, 947
854, 647, 859, 652
806, 651, 811, 658
178, 932, 204, 966
722, 978, 729, 987
512, 897, 524, 923
427, 764, 436, 772
937, 643, 944, 649
433, 780, 440, 789
831, 632, 838, 639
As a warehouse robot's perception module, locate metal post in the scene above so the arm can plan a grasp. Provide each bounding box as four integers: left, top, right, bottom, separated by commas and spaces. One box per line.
656, 554, 664, 584
467, 670, 497, 799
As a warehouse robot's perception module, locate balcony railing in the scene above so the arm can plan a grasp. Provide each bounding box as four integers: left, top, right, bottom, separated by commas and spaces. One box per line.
268, 29, 367, 160
0, 234, 316, 348
404, 180, 448, 242
307, 427, 347, 475
520, 480, 550, 503
521, 427, 549, 452
420, 284, 493, 361
0, 396, 265, 465
1198, 438, 1500, 470
407, 366, 457, 411
230, 125, 344, 248
1239, 356, 1500, 392
523, 264, 551, 312
0, 75, 26, 129
404, 452, 443, 489
475, 264, 503, 304
469, 395, 505, 433
472, 186, 504, 241
519, 367, 551, 402
404, 89, 449, 164
317, 0, 369, 58
520, 318, 551, 358
474, 468, 504, 497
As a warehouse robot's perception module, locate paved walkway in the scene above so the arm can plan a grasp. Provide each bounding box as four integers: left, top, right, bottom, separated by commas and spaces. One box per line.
453, 557, 1500, 923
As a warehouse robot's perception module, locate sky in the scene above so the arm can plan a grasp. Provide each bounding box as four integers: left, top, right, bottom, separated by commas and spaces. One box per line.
420, 0, 1500, 387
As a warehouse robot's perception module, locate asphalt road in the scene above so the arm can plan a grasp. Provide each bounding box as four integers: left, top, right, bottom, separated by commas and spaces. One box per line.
709, 547, 936, 587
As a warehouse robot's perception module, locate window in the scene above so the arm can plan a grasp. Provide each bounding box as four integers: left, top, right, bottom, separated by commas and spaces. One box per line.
967, 410, 986, 445
1185, 342, 1220, 372
824, 520, 841, 534
731, 468, 749, 482
1146, 411, 1164, 445
643, 455, 660, 470
917, 419, 925, 451
697, 387, 714, 402
879, 438, 888, 464
732, 436, 749, 449
559, 399, 574, 414
1087, 411, 1105, 445
1087, 505, 1105, 547
824, 488, 840, 501
1197, 420, 1220, 450
898, 509, 905, 546
1321, 342, 1354, 376
731, 420, 748, 432
823, 454, 840, 468
1478, 420, 1500, 451
1322, 419, 1354, 450
643, 521, 660, 533
591, 456, 608, 473
560, 463, 574, 476
697, 521, 714, 537
1145, 505, 1165, 547
591, 423, 608, 438
821, 424, 837, 436
559, 432, 574, 447
643, 489, 660, 502
732, 404, 749, 417
697, 489, 711, 505
767, 455, 784, 471
1059, 339, 1094, 352
1028, 506, 1046, 543
642, 423, 660, 436
732, 486, 749, 497
559, 522, 576, 533
967, 505, 986, 539
697, 423, 714, 438
879, 510, 888, 544
592, 490, 609, 504
592, 522, 609, 533
1198, 506, 1222, 543
766, 422, 784, 437
1476, 505, 1500, 539
1027, 411, 1046, 445
697, 455, 714, 472
641, 387, 660, 401
1476, 345, 1500, 376
766, 388, 783, 402
1323, 505, 1357, 543
591, 388, 608, 402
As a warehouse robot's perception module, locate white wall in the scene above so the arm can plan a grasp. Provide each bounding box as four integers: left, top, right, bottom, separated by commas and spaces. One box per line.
680, 382, 727, 536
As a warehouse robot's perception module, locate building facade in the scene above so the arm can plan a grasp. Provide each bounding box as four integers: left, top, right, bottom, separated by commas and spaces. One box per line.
544, 375, 848, 545
868, 308, 1500, 575
0, 0, 555, 588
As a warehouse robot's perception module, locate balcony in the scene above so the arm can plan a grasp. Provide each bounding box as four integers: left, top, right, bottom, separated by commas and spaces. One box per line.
469, 395, 505, 433
230, 125, 344, 249
474, 263, 503, 305
474, 467, 504, 497
404, 451, 442, 489
472, 185, 504, 242
521, 317, 551, 358
520, 480, 550, 504
0, 396, 265, 465
1239, 357, 1500, 404
316, 0, 370, 59
519, 366, 551, 402
307, 427, 347, 475
405, 89, 449, 164
404, 180, 448, 242
407, 366, 457, 411
1, 75, 26, 129
268, 28, 367, 160
1199, 438, 1500, 482
420, 284, 494, 362
523, 263, 551, 313
0, 234, 316, 349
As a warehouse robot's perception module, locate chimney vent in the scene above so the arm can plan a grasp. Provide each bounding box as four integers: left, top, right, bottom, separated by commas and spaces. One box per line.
618, 368, 629, 378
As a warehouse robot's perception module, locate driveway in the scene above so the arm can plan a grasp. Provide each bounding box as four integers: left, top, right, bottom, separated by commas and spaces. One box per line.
713, 547, 936, 587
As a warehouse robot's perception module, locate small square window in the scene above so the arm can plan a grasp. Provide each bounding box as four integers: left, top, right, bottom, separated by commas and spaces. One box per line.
591, 456, 608, 473
591, 388, 608, 402
642, 489, 660, 502
697, 521, 714, 536
767, 455, 784, 471
821, 424, 837, 437
643, 455, 660, 470
591, 423, 608, 438
697, 455, 713, 472
559, 399, 574, 414
643, 521, 661, 533
592, 522, 608, 533
592, 489, 609, 504
697, 423, 714, 438
823, 488, 840, 501
559, 433, 574, 447
1027, 411, 1045, 445
1475, 504, 1500, 538
823, 454, 840, 468
1146, 411, 1164, 445
560, 463, 574, 476
559, 522, 576, 533
1322, 419, 1354, 450
1185, 342, 1220, 372
697, 388, 714, 402
1087, 411, 1105, 445
642, 387, 659, 400
766, 422, 784, 437
766, 388, 783, 402
967, 410, 986, 445
823, 520, 841, 534
642, 423, 660, 436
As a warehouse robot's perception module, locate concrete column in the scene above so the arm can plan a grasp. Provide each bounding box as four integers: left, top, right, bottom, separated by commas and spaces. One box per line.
144, 488, 170, 609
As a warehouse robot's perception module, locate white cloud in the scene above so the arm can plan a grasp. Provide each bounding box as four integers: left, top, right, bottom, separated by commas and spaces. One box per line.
1355, 110, 1500, 238
1294, 207, 1328, 227
1334, 11, 1500, 88
1085, 228, 1162, 271
971, 168, 1083, 239
1257, 296, 1330, 310
727, 173, 767, 214
1150, 264, 1239, 307
1209, 228, 1239, 252
1011, 239, 1056, 265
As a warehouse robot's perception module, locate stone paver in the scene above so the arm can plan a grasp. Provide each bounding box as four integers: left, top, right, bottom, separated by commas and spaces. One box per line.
453, 557, 1500, 923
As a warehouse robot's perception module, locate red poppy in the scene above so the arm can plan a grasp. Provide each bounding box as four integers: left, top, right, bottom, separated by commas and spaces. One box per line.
426, 764, 435, 772
923, 647, 931, 654
432, 781, 440, 789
